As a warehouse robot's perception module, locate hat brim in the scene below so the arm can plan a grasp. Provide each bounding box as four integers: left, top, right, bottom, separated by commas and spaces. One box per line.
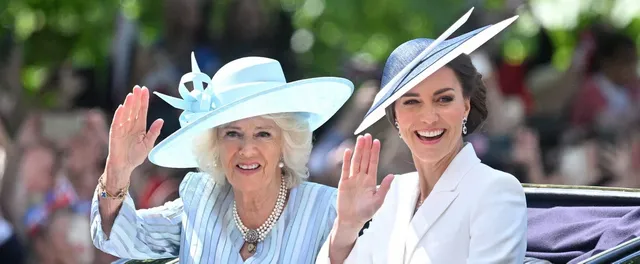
354, 15, 518, 135
148, 77, 353, 168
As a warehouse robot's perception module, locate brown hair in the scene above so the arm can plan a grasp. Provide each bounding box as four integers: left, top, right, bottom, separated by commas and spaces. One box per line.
385, 54, 488, 135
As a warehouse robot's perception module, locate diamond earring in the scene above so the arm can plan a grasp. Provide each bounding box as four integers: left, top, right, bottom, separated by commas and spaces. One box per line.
395, 121, 401, 138
462, 117, 468, 135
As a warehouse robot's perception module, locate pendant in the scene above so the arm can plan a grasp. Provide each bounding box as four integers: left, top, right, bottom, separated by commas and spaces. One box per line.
247, 242, 257, 254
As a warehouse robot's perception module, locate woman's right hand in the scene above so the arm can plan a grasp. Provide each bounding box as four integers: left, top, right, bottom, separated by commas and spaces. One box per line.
106, 86, 164, 177
335, 134, 394, 231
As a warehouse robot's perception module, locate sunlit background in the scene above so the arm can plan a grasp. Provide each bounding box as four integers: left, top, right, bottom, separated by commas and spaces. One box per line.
2, 0, 640, 97
2, 0, 640, 263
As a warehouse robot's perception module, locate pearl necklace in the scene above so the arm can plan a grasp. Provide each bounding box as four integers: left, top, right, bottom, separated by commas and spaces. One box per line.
233, 175, 287, 254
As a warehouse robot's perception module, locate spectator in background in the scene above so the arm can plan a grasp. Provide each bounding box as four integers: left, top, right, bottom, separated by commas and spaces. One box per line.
571, 31, 640, 133
31, 208, 93, 264
526, 28, 593, 118
60, 110, 108, 212
0, 120, 26, 264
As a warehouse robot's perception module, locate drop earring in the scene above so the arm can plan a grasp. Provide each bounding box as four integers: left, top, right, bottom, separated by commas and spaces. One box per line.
462, 117, 468, 135
278, 157, 284, 168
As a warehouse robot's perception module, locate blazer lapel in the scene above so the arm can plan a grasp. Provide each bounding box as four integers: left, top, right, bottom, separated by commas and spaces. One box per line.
385, 173, 419, 264
403, 143, 480, 263
404, 192, 458, 264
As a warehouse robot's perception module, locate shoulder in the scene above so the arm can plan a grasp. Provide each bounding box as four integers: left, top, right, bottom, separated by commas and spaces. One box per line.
294, 181, 337, 203
178, 171, 230, 202
468, 164, 524, 194
462, 164, 526, 210
290, 182, 337, 215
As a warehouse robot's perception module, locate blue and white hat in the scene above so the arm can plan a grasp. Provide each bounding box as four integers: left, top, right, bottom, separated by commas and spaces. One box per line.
148, 54, 354, 168
354, 8, 518, 134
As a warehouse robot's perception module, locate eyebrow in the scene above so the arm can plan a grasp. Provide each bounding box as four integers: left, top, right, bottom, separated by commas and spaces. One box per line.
222, 125, 274, 130
433, 87, 454, 96
401, 92, 420, 98
400, 87, 454, 98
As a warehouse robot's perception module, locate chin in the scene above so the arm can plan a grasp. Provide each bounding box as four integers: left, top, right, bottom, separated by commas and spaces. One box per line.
409, 135, 458, 163
228, 173, 267, 191
412, 148, 450, 164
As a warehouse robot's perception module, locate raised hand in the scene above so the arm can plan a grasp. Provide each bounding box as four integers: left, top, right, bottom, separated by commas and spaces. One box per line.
336, 133, 394, 230
106, 86, 164, 175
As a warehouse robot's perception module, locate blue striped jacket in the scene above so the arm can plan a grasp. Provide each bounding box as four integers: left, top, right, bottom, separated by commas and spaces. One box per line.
90, 172, 338, 263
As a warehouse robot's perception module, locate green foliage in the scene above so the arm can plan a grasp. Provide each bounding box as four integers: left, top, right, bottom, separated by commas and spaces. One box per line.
2, 0, 640, 103
1, 0, 119, 68
286, 0, 471, 76
0, 0, 120, 100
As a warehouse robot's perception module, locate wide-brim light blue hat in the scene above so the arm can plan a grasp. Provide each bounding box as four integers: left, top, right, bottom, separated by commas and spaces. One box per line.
354, 8, 518, 134
148, 53, 354, 168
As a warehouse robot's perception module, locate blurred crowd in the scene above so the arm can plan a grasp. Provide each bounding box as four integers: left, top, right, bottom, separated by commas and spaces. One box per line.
1, 1, 640, 263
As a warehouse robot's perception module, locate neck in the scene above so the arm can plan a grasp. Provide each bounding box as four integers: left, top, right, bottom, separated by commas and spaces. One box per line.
414, 140, 463, 202
233, 173, 283, 229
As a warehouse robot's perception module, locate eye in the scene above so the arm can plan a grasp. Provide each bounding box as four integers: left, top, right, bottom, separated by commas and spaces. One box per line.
402, 99, 420, 105
225, 131, 241, 138
256, 131, 272, 138
437, 96, 454, 103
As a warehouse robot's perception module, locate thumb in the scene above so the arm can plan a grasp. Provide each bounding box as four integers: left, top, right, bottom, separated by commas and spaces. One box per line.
373, 174, 394, 209
144, 119, 164, 149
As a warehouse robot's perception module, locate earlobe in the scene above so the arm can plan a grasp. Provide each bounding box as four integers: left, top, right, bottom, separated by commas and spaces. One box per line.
464, 98, 471, 116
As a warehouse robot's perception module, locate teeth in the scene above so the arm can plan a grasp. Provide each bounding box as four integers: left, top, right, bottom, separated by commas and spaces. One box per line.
417, 130, 444, 138
238, 164, 259, 170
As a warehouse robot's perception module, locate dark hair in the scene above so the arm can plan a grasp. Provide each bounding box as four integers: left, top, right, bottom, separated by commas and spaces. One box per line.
588, 32, 636, 73
385, 54, 488, 135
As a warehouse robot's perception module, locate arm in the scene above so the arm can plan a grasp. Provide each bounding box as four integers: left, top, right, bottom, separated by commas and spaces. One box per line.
91, 177, 183, 259
317, 185, 387, 264
317, 135, 393, 264
317, 218, 374, 264
467, 173, 527, 264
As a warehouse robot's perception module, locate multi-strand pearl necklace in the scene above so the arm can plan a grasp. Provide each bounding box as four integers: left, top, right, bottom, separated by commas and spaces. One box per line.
233, 175, 287, 254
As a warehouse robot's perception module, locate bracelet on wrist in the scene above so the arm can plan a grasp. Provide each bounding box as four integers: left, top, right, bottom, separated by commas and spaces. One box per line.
97, 174, 129, 200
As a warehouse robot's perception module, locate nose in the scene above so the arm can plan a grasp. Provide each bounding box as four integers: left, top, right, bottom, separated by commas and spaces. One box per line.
238, 139, 258, 158
420, 104, 439, 124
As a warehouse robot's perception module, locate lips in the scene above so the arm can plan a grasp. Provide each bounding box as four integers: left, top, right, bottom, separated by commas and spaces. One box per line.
236, 163, 261, 171
415, 129, 445, 140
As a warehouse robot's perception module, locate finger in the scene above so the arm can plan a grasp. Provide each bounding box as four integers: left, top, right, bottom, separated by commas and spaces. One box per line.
367, 139, 381, 182
374, 174, 395, 210
359, 134, 373, 176
144, 119, 164, 150
110, 104, 125, 135
350, 135, 365, 177
138, 86, 150, 130
340, 148, 353, 183
131, 86, 142, 121
123, 92, 134, 125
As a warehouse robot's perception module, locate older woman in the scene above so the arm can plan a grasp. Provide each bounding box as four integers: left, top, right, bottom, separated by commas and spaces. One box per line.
320, 10, 527, 263
91, 54, 353, 263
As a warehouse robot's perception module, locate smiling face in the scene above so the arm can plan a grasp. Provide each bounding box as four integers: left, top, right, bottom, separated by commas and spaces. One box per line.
217, 116, 283, 191
393, 66, 470, 163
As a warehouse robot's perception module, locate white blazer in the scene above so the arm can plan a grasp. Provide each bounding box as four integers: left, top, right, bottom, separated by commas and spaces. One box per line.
317, 144, 527, 264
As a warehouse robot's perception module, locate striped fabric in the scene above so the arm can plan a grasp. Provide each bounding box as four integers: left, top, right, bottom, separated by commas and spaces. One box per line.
91, 172, 337, 264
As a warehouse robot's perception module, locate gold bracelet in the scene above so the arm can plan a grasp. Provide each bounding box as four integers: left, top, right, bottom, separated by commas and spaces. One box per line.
98, 175, 129, 200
